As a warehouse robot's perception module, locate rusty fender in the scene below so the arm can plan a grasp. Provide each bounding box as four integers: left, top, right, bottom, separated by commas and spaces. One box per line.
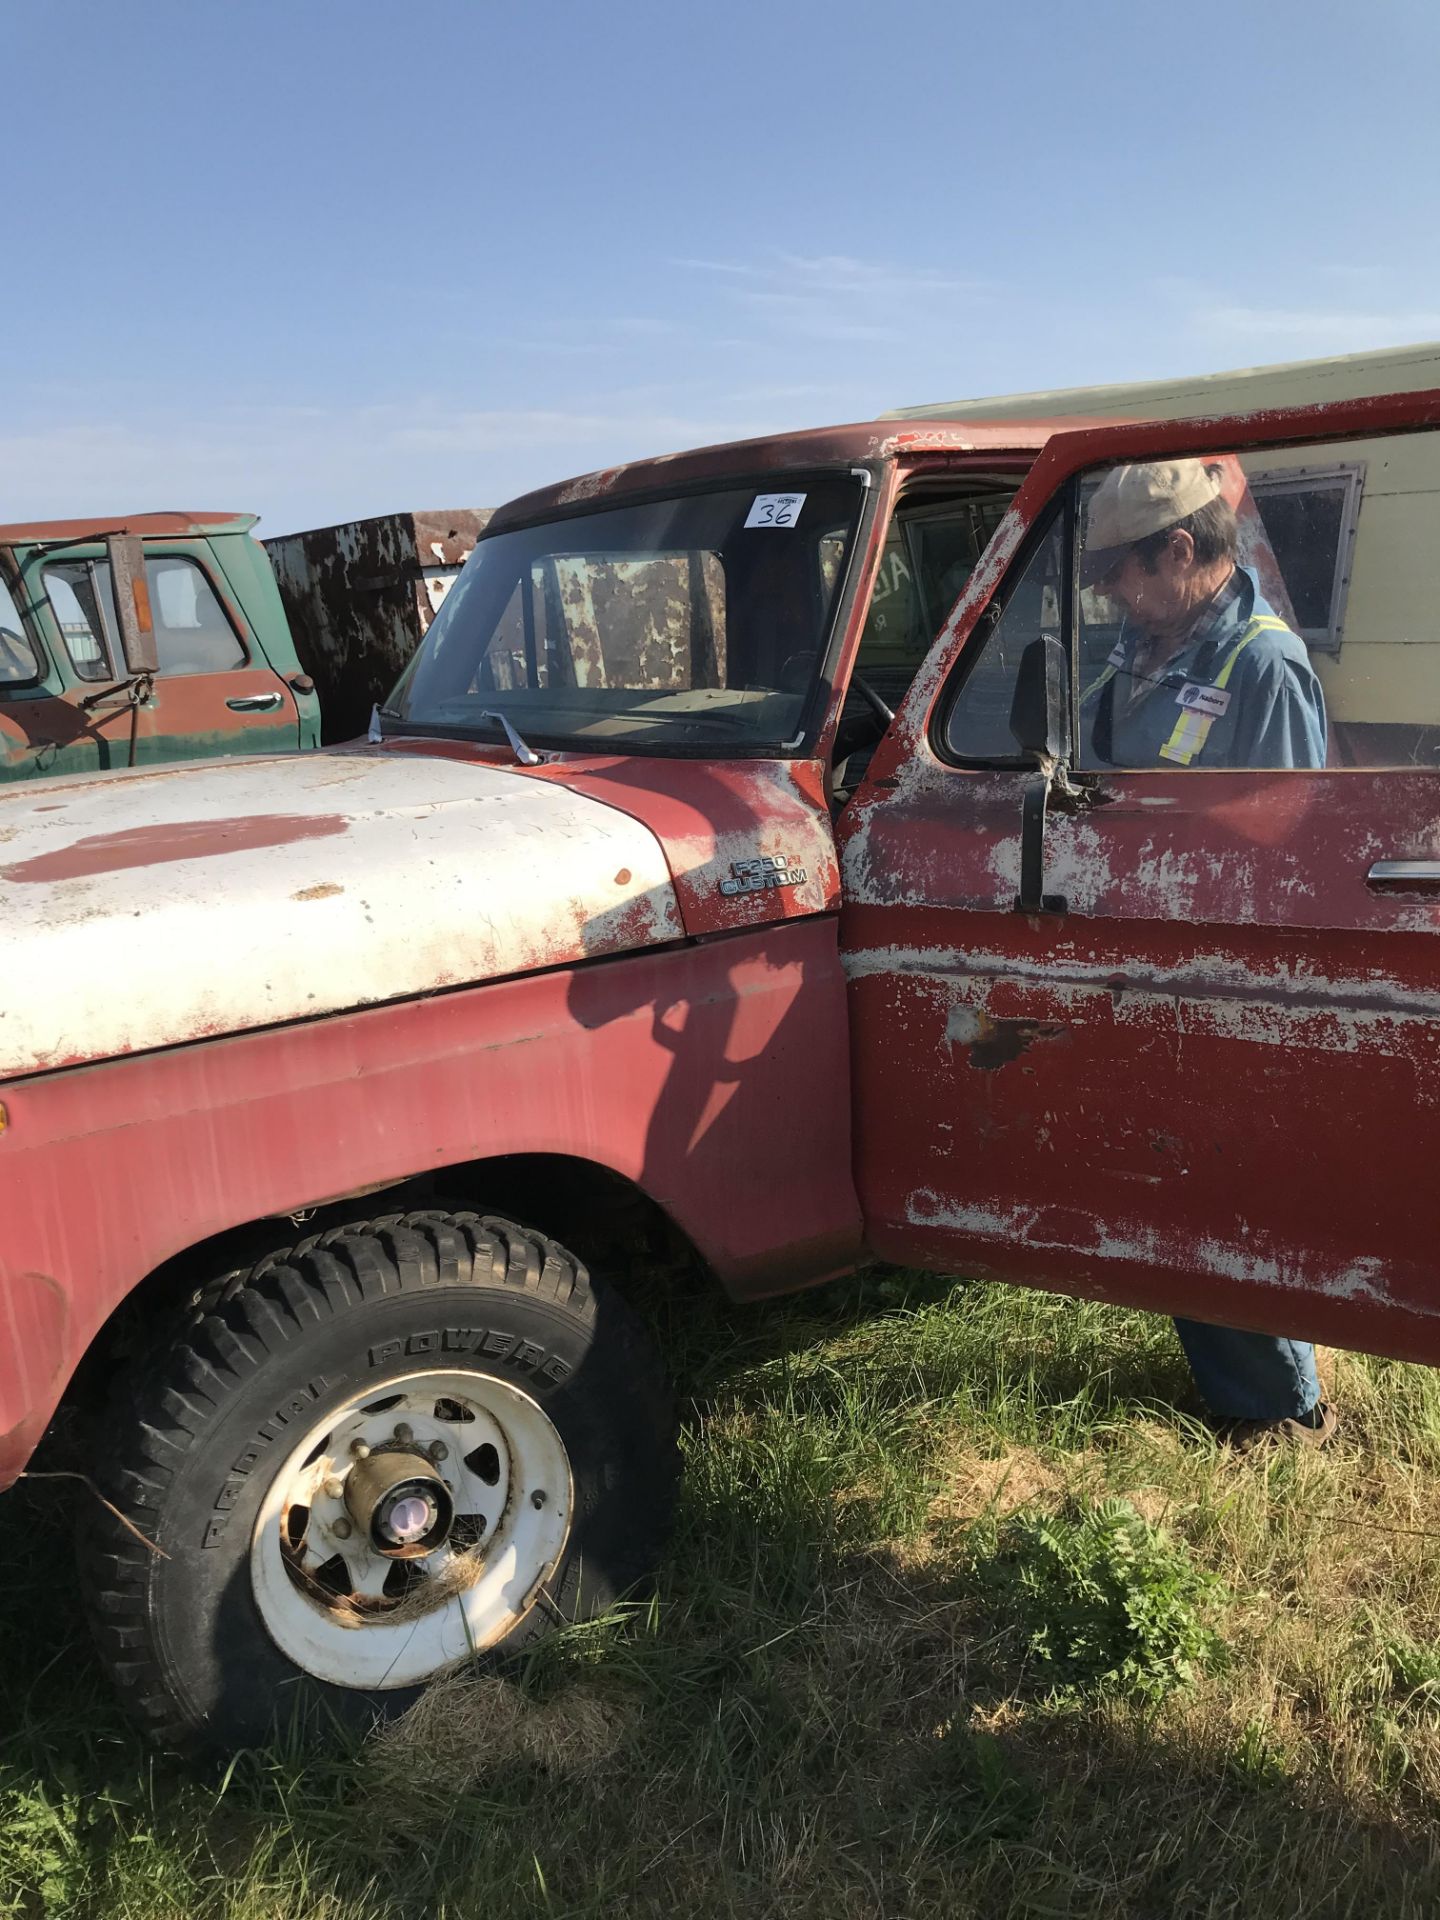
0, 918, 862, 1481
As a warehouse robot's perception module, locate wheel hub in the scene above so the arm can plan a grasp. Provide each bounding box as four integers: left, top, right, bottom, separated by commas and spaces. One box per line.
344, 1447, 455, 1557
250, 1368, 573, 1690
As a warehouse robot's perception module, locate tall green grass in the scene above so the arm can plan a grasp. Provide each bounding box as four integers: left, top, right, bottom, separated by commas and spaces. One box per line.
5, 1273, 1440, 1917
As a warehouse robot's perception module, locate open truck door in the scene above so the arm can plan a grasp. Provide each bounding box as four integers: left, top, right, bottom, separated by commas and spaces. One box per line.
840, 385, 1440, 1366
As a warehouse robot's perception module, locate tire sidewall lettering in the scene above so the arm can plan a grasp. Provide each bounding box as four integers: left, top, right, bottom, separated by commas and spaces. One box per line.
368, 1328, 573, 1387
196, 1330, 574, 1547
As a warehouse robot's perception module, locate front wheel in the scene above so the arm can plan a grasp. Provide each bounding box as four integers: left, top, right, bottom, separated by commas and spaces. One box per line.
83, 1212, 677, 1751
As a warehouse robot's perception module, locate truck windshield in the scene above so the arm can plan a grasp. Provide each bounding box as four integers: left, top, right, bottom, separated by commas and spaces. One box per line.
384, 473, 864, 753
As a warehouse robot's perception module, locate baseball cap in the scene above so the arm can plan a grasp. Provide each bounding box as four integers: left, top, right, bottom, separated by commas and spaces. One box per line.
1080, 459, 1223, 587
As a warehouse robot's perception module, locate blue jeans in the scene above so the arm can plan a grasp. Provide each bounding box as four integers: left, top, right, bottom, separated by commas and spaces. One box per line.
1173, 1319, 1321, 1421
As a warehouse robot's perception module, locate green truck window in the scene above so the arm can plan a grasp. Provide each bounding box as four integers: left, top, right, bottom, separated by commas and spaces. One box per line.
45, 556, 247, 680
0, 575, 41, 687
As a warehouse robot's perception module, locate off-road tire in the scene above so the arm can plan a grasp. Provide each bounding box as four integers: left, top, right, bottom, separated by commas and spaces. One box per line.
80, 1211, 678, 1752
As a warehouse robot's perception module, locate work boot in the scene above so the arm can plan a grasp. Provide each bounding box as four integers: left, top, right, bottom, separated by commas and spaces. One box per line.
1217, 1402, 1339, 1453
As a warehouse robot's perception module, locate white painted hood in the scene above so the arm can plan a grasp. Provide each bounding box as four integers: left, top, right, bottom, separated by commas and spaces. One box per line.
0, 750, 682, 1078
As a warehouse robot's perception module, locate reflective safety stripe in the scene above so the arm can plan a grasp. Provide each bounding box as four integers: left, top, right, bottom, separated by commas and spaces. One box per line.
1081, 660, 1120, 704
1157, 615, 1290, 765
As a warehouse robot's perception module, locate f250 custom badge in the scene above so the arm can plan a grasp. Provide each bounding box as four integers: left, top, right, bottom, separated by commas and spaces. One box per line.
720, 853, 808, 897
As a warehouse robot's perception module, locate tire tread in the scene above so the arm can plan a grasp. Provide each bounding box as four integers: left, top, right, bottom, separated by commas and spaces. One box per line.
79, 1209, 659, 1754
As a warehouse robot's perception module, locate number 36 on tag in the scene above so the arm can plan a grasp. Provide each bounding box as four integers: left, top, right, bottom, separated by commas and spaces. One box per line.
744, 493, 807, 529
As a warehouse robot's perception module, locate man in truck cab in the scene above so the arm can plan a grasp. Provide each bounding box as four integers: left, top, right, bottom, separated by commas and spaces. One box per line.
1080, 458, 1336, 1446
1081, 459, 1328, 770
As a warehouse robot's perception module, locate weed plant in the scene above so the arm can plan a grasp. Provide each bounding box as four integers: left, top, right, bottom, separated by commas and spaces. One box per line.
3, 1272, 1440, 1917
970, 1496, 1228, 1700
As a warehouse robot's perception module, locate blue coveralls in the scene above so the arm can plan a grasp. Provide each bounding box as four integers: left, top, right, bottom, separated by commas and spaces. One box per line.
1083, 568, 1328, 1422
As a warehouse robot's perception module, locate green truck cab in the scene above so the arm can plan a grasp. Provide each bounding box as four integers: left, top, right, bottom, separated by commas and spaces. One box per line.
0, 512, 321, 781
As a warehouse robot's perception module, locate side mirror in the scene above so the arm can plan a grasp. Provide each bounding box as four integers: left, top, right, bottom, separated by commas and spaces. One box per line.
105, 534, 160, 676
1009, 633, 1068, 763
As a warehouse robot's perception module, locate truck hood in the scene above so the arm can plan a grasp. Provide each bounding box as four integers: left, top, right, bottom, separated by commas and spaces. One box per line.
0, 751, 682, 1078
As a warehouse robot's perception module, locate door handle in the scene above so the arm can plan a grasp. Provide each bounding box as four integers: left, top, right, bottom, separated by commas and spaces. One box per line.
1366, 860, 1440, 887
225, 691, 285, 712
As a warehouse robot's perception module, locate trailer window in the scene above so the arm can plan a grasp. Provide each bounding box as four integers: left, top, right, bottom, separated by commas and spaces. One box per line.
1247, 463, 1364, 653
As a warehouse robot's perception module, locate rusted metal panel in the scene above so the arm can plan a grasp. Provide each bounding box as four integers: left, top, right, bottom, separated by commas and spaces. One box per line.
0, 666, 299, 782
264, 510, 491, 746
0, 748, 681, 1078
0, 511, 257, 544
0, 917, 862, 1483
843, 893, 1440, 1358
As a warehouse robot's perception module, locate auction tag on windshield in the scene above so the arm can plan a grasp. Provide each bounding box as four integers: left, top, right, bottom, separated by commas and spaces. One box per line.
744, 492, 807, 529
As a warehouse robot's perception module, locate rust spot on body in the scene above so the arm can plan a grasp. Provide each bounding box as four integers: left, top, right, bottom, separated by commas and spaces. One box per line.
292, 882, 345, 902
2, 813, 347, 883
947, 1004, 1068, 1070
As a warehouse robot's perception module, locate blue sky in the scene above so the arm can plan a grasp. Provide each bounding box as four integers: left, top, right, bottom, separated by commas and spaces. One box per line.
3, 0, 1437, 533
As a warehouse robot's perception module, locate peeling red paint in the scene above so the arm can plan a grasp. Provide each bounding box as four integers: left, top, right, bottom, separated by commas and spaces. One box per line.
2, 812, 347, 883
515, 753, 840, 936
0, 919, 861, 1477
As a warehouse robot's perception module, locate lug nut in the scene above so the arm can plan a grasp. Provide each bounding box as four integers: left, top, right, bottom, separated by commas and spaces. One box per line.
394, 1423, 414, 1445
323, 1477, 344, 1500
430, 1441, 449, 1463
332, 1517, 353, 1540
350, 1440, 371, 1459
531, 1490, 547, 1509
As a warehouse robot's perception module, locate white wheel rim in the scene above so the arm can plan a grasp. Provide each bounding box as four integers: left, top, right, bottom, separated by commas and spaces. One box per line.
250, 1368, 573, 1690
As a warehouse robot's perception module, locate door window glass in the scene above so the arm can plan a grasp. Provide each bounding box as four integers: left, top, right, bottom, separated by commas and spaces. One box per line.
146, 559, 246, 672
43, 562, 115, 680
939, 508, 1066, 762
855, 488, 1016, 716
0, 575, 42, 687
1075, 430, 1440, 772
44, 556, 246, 679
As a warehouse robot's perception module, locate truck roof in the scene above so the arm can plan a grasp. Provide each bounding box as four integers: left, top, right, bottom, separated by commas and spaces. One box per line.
0, 511, 258, 545
487, 417, 1060, 532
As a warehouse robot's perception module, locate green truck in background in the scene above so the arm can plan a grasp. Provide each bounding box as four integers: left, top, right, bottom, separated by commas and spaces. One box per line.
0, 506, 491, 780
0, 512, 321, 781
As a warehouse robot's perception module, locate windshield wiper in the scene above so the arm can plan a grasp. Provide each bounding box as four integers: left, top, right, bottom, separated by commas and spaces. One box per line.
472, 707, 542, 765
370, 701, 542, 765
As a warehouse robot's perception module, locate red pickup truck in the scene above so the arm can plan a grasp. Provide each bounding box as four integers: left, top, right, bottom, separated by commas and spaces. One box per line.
2, 383, 1438, 1750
